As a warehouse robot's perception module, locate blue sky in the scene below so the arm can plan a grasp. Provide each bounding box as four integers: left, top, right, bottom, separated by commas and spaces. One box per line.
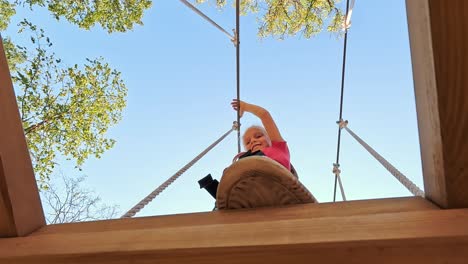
6, 0, 422, 217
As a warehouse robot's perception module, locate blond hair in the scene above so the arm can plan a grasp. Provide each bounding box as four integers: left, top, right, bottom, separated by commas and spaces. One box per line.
242, 125, 271, 150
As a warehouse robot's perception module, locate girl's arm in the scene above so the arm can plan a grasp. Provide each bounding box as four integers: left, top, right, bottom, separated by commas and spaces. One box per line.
231, 99, 285, 142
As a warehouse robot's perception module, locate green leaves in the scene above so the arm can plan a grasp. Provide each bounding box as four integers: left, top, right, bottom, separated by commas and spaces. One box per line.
24, 0, 152, 33
2, 0, 142, 188
5, 0, 343, 40
198, 0, 344, 39
3, 38, 27, 73
0, 0, 16, 31
6, 21, 127, 188
5, 0, 152, 33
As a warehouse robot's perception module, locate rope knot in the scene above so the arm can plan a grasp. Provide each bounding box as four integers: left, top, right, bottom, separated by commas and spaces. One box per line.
332, 163, 341, 176
337, 119, 348, 129
342, 0, 355, 31
232, 121, 240, 130
343, 10, 353, 30
231, 29, 238, 46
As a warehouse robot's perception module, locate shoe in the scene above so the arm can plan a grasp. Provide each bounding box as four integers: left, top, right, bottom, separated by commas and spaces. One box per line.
217, 156, 317, 210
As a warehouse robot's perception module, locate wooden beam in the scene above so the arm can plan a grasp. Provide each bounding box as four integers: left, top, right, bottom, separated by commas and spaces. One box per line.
0, 36, 46, 237
406, 0, 468, 208
32, 197, 437, 236
1, 198, 467, 264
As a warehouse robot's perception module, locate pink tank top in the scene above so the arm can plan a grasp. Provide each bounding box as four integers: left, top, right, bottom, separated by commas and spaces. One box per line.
261, 141, 291, 171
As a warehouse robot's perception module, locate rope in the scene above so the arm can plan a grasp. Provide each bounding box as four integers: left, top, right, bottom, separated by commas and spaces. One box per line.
179, 0, 241, 151
332, 163, 347, 201
235, 0, 241, 153
179, 0, 235, 43
339, 121, 425, 197
344, 0, 356, 29
333, 0, 353, 202
121, 122, 239, 218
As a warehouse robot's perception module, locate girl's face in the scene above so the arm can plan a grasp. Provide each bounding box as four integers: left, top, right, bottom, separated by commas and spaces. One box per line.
243, 127, 271, 152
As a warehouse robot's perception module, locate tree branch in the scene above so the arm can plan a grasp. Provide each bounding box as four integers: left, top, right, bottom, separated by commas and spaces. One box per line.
24, 119, 48, 134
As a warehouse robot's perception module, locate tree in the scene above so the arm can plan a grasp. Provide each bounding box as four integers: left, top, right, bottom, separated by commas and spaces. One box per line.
41, 173, 119, 224
0, 0, 152, 33
1, 0, 155, 187
2, 0, 150, 188
0, 0, 16, 31
196, 0, 345, 39
4, 21, 127, 188
1, 0, 344, 38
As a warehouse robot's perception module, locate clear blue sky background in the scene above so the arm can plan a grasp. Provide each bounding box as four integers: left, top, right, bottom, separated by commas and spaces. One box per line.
6, 0, 422, 218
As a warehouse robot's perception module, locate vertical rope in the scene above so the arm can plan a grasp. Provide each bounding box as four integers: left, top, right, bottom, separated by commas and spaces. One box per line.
121, 123, 239, 218
235, 0, 241, 153
333, 0, 352, 202
179, 0, 240, 151
343, 125, 425, 197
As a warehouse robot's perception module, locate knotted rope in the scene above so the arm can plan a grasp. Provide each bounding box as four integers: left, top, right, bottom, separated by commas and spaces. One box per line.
235, 0, 241, 153
332, 163, 347, 201
332, 0, 354, 202
338, 120, 425, 197
121, 122, 239, 218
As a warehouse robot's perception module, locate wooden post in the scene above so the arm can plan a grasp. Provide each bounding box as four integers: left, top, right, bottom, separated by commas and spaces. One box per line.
406, 0, 468, 208
0, 36, 45, 237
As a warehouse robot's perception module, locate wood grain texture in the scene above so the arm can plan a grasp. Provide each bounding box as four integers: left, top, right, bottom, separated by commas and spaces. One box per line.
217, 157, 316, 209
406, 0, 447, 207
3, 240, 468, 264
428, 0, 468, 208
0, 37, 45, 237
406, 0, 468, 208
31, 197, 437, 236
3, 204, 468, 264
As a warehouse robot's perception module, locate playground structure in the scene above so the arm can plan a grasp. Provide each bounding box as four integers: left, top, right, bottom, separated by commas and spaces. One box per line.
1, 0, 468, 263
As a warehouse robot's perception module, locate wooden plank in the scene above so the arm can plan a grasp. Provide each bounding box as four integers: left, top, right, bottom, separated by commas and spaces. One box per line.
0, 36, 46, 237
406, 0, 468, 208
1, 207, 467, 264
32, 197, 437, 236
0, 157, 16, 236
406, 0, 446, 208
4, 240, 468, 264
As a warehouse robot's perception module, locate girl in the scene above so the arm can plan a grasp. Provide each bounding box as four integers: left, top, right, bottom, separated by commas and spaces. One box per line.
231, 99, 291, 172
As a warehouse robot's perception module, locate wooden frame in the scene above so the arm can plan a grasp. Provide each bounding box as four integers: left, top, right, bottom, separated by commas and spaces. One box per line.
0, 37, 45, 238
407, 0, 468, 208
1, 0, 468, 263
2, 197, 462, 264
